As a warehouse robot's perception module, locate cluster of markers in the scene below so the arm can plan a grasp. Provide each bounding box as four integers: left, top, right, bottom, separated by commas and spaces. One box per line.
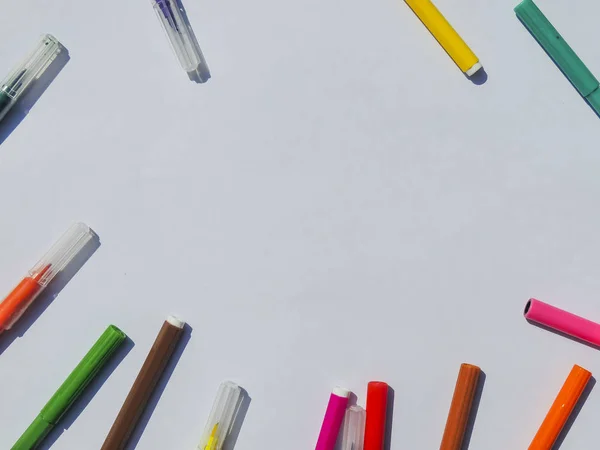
314, 299, 600, 450
1, 0, 599, 448
2, 0, 600, 118
0, 224, 245, 450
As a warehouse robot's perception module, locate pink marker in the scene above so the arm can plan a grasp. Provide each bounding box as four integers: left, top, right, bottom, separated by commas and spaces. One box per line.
524, 298, 600, 347
315, 387, 351, 450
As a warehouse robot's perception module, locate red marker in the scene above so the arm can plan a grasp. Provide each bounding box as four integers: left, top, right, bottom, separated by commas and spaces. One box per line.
364, 381, 388, 450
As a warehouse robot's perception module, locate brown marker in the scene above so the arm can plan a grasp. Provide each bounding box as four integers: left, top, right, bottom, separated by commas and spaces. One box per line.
101, 315, 185, 450
440, 363, 482, 450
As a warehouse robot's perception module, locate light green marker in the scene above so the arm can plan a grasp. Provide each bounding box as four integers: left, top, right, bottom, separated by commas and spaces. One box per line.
12, 325, 126, 450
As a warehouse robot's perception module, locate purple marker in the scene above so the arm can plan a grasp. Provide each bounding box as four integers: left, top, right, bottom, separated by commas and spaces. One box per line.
315, 387, 351, 450
151, 0, 202, 73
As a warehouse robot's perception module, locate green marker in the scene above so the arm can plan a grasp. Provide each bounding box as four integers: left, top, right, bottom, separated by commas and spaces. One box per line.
515, 0, 600, 116
12, 325, 127, 450
0, 34, 62, 123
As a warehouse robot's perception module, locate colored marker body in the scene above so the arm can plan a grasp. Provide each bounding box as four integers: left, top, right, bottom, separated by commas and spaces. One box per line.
529, 365, 592, 450
404, 0, 481, 75
101, 316, 185, 450
364, 382, 388, 450
12, 325, 126, 449
515, 0, 600, 116
524, 298, 600, 347
316, 387, 351, 450
440, 364, 481, 450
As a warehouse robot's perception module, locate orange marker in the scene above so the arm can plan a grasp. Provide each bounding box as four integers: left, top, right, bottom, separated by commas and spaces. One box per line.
529, 364, 592, 450
0, 223, 95, 333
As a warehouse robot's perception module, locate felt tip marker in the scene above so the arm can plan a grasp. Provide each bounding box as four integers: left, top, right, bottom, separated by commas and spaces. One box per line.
404, 0, 482, 76
151, 0, 203, 73
316, 387, 351, 450
197, 381, 244, 450
440, 364, 482, 450
364, 382, 388, 450
0, 34, 62, 122
341, 405, 366, 450
101, 316, 185, 450
524, 298, 600, 348
11, 325, 127, 450
0, 223, 96, 334
515, 0, 600, 117
529, 365, 592, 449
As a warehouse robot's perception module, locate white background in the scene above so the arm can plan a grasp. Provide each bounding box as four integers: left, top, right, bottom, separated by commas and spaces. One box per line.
0, 0, 600, 448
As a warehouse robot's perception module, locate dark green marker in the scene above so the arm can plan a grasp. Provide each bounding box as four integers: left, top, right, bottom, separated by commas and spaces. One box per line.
515, 0, 600, 115
0, 35, 62, 123
12, 325, 127, 450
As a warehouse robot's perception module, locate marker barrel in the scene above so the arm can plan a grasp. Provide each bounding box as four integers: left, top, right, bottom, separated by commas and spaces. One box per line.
364, 381, 388, 450
440, 364, 481, 450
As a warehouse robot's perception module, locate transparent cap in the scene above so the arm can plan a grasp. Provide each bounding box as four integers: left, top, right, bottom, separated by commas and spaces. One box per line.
197, 381, 243, 450
341, 406, 366, 450
153, 0, 202, 72
1, 34, 62, 102
29, 222, 96, 287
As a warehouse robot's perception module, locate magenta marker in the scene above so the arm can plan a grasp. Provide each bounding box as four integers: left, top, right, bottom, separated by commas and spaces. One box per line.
525, 298, 600, 347
315, 387, 351, 450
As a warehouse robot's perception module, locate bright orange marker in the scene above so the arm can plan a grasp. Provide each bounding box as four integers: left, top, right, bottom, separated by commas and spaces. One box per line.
0, 223, 96, 333
529, 364, 592, 450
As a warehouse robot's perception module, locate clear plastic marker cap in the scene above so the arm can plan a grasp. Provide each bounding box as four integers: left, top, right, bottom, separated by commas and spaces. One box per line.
29, 222, 96, 287
341, 405, 366, 450
0, 34, 61, 103
152, 0, 202, 72
197, 381, 243, 450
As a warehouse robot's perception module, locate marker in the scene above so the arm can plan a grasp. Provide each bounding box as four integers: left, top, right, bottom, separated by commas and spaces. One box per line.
364, 382, 388, 450
515, 0, 600, 116
315, 387, 351, 450
101, 316, 185, 450
151, 0, 203, 73
0, 34, 62, 123
0, 223, 96, 334
197, 381, 243, 450
440, 364, 481, 450
529, 365, 592, 449
341, 405, 366, 450
11, 325, 127, 450
524, 298, 600, 347
404, 0, 482, 76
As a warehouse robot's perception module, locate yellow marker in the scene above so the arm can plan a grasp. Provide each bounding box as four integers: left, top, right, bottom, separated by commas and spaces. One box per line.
205, 424, 219, 450
404, 0, 482, 76
197, 382, 243, 450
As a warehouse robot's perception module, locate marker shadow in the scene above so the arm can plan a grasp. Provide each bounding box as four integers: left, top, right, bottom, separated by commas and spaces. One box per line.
526, 319, 600, 351
384, 386, 395, 450
175, 0, 211, 83
0, 44, 71, 146
36, 336, 134, 450
222, 387, 252, 450
0, 232, 100, 356
468, 68, 488, 86
126, 323, 193, 449
554, 376, 595, 449
461, 370, 486, 450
